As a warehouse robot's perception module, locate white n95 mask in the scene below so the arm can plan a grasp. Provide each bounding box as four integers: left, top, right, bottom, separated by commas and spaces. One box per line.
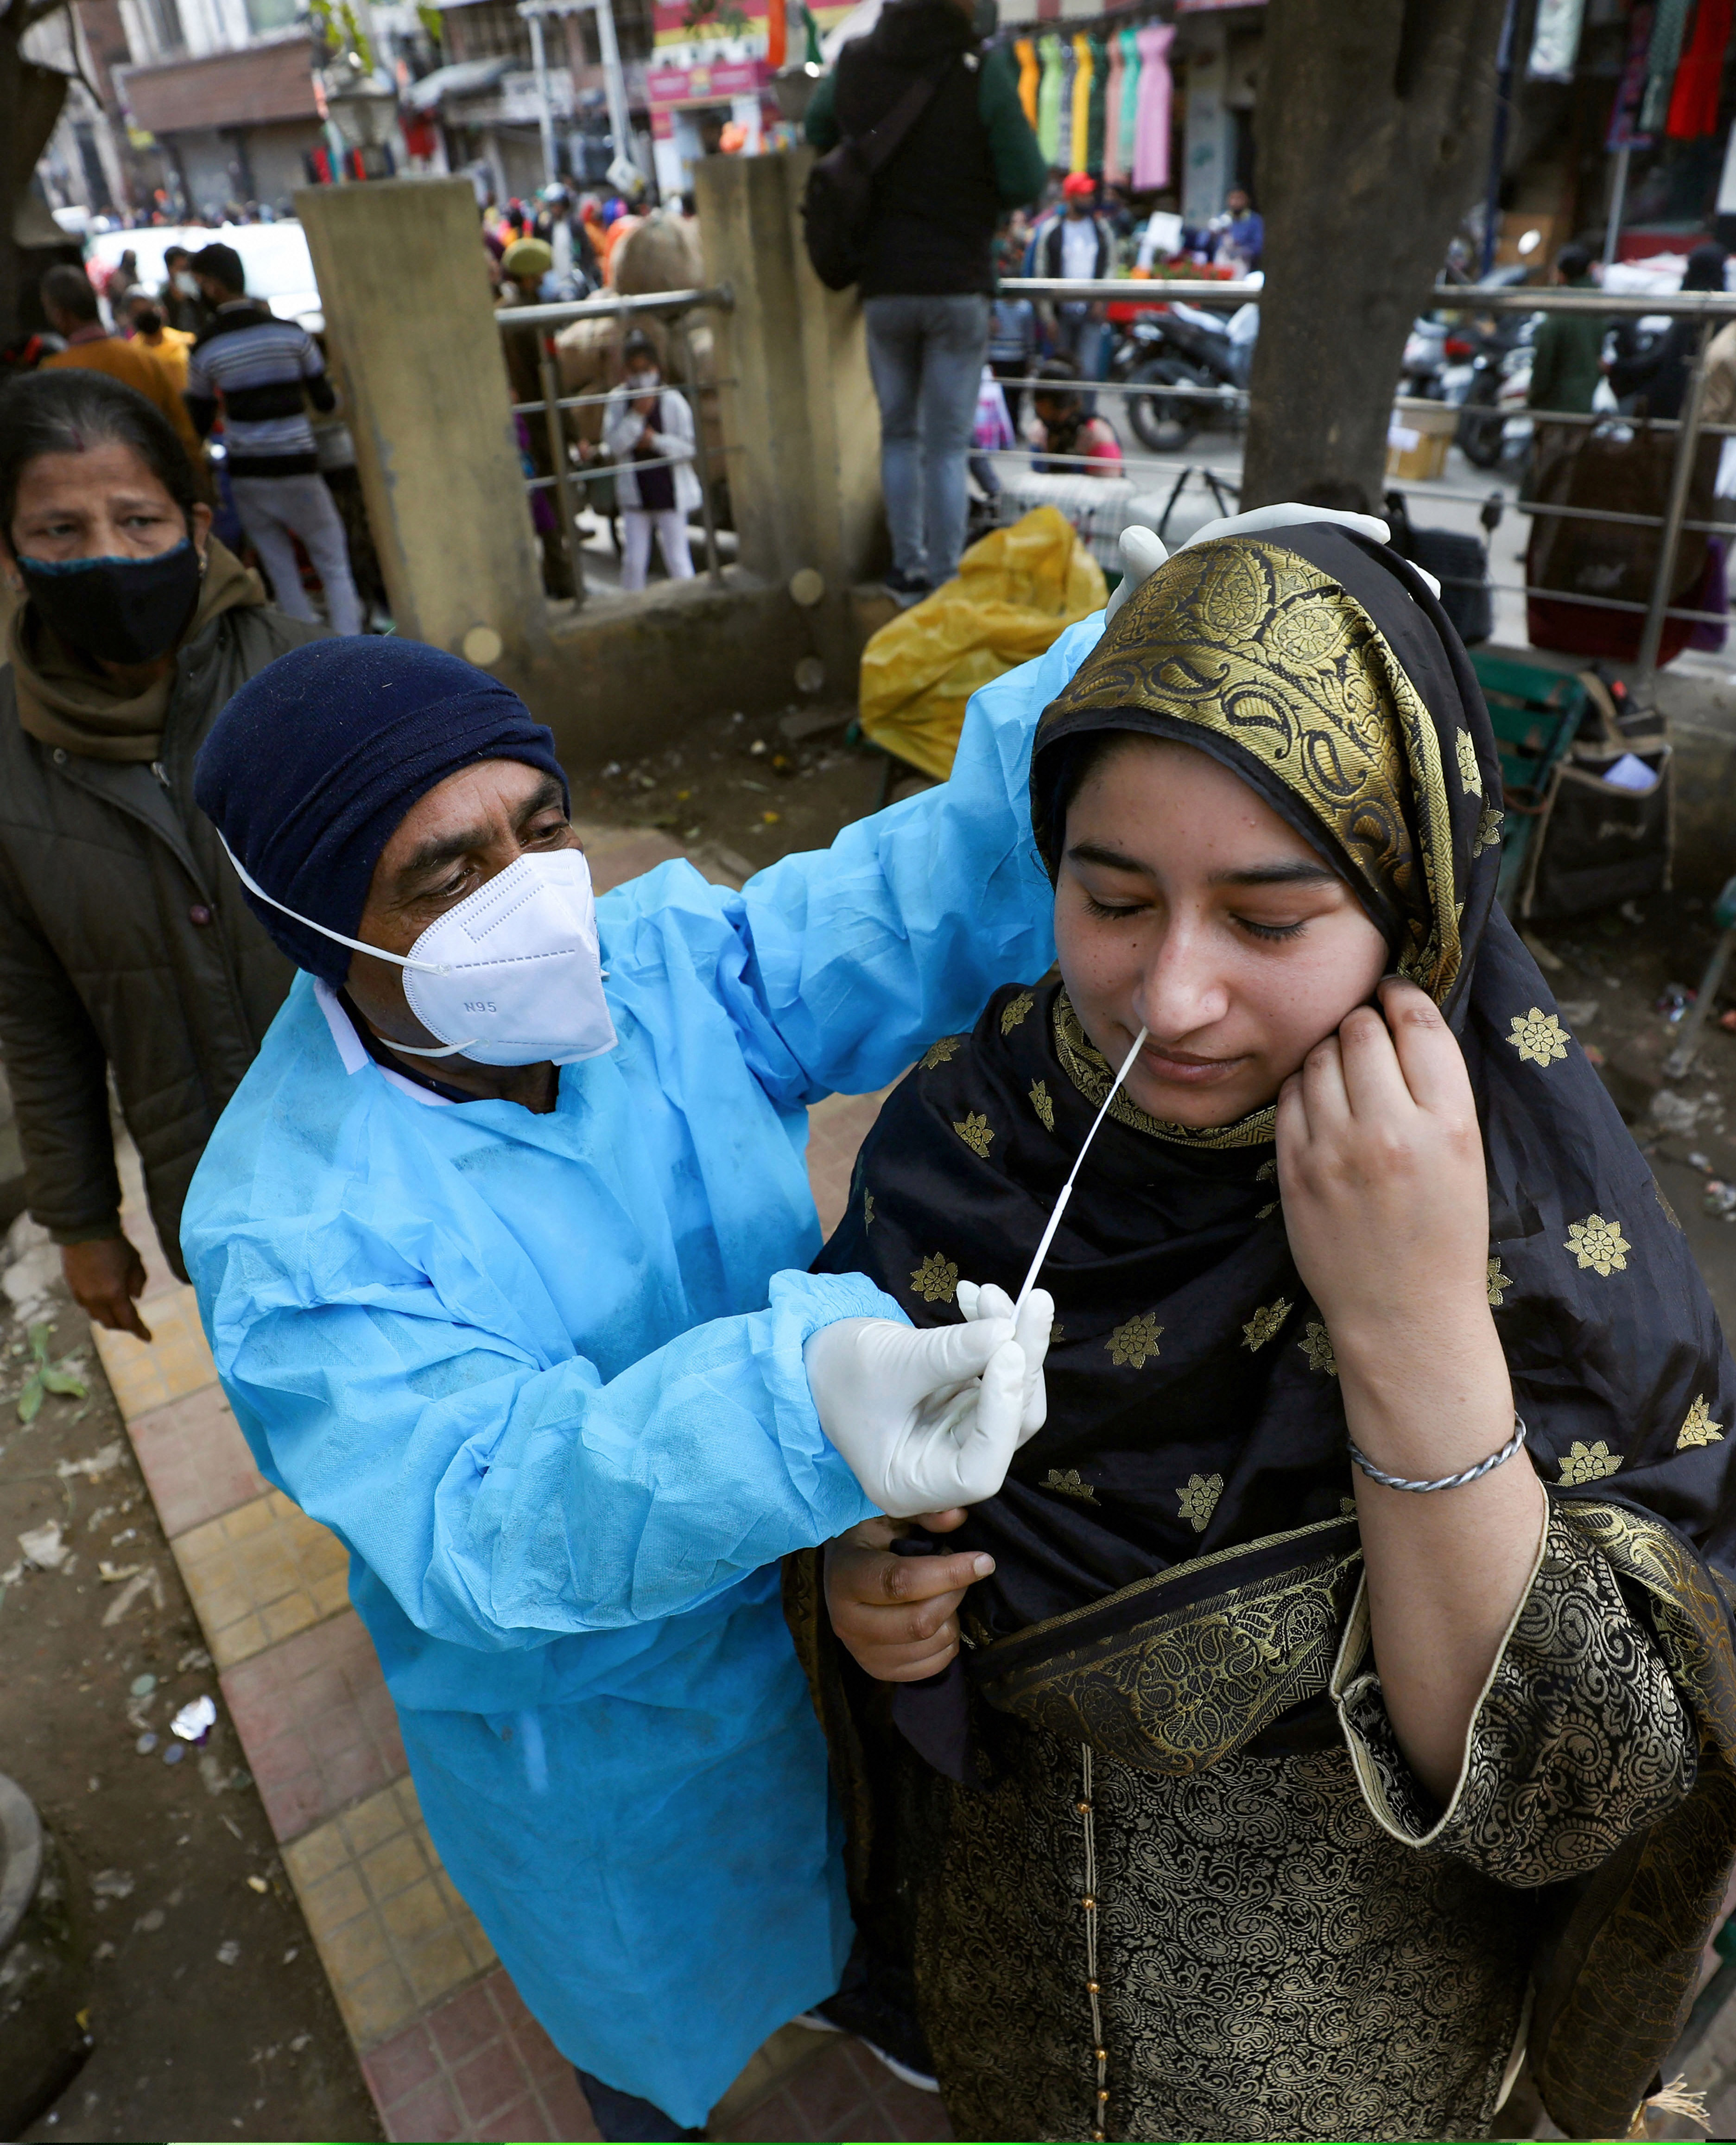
222, 840, 618, 1068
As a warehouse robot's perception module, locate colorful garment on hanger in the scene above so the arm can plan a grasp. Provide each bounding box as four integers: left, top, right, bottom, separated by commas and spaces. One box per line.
1133, 23, 1174, 193
1668, 0, 1733, 138
1640, 0, 1692, 136
1070, 33, 1093, 177
1117, 26, 1141, 186
1102, 32, 1125, 186
1036, 32, 1065, 168
1526, 0, 1585, 83
1086, 35, 1108, 176
1014, 36, 1039, 131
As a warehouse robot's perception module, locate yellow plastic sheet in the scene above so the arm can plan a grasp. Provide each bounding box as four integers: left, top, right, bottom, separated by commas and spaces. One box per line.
858, 507, 1107, 781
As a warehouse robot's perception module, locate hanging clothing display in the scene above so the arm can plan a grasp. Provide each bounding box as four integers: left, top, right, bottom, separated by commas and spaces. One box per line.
1070, 32, 1093, 177
1102, 31, 1126, 185
1668, 0, 1734, 138
1086, 33, 1108, 178
1133, 22, 1174, 193
1527, 0, 1585, 82
1640, 0, 1692, 136
1118, 25, 1142, 185
1014, 34, 1039, 130
1036, 32, 1065, 168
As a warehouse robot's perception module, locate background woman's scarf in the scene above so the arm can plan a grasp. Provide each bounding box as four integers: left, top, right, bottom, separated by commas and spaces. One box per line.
7, 539, 262, 764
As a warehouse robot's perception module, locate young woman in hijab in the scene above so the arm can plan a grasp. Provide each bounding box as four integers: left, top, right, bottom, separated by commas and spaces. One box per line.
797, 521, 1736, 2142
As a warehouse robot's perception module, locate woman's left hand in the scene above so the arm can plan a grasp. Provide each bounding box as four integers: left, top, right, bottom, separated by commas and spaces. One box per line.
1276, 978, 1492, 1381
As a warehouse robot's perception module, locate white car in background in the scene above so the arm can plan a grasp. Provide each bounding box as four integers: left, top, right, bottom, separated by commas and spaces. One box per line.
83, 222, 322, 333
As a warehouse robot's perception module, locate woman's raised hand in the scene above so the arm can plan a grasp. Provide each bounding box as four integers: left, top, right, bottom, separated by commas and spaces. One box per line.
1275, 978, 1492, 1381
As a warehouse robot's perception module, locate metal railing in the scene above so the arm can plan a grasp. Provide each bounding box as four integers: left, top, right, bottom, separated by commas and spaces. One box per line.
496, 283, 736, 606
1002, 276, 1736, 697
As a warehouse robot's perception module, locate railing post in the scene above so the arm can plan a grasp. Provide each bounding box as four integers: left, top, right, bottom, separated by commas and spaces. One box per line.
537, 336, 585, 607
672, 310, 724, 586
1634, 315, 1713, 701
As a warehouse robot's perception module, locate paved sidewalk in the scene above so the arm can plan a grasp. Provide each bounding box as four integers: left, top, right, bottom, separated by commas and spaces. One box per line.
83, 826, 936, 2144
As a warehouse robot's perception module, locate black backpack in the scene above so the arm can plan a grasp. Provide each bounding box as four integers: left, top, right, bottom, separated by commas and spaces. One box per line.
801, 53, 958, 292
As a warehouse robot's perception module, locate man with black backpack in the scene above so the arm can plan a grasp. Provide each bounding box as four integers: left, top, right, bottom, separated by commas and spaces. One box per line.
805, 0, 1045, 606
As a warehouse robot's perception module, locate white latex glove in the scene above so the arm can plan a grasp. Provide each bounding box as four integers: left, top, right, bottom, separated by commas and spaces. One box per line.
805, 1313, 1034, 1516
956, 1279, 1053, 1438
1102, 504, 1391, 627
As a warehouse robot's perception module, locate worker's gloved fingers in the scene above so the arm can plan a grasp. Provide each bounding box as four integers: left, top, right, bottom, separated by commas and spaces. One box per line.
938, 1339, 1030, 1507
958, 1280, 1015, 1325
889, 1315, 1015, 1409
1179, 503, 1390, 552
1012, 1287, 1054, 1440
1103, 524, 1170, 623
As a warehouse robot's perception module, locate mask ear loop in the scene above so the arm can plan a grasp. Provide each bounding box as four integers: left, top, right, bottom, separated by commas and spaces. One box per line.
217, 836, 484, 1058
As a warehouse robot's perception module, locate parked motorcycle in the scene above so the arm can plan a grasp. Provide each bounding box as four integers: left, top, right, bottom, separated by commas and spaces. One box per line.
1108, 300, 1256, 454
1457, 326, 1538, 473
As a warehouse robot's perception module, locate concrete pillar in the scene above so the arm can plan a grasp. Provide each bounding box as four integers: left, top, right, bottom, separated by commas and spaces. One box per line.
695, 149, 884, 684
293, 177, 551, 668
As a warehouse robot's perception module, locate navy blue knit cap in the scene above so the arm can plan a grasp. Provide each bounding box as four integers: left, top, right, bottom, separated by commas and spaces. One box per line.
194, 637, 567, 987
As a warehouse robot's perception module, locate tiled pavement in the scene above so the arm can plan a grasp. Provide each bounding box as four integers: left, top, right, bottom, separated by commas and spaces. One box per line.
85, 827, 943, 2143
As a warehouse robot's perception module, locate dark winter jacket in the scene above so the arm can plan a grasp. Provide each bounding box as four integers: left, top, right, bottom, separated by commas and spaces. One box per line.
0, 603, 323, 1275
805, 0, 1046, 299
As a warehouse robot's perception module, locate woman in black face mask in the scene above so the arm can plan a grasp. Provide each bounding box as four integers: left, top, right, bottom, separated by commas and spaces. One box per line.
0, 369, 325, 1339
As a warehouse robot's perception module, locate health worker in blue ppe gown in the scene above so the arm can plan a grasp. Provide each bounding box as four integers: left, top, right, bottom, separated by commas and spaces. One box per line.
177, 630, 1077, 2136
179, 505, 1361, 2136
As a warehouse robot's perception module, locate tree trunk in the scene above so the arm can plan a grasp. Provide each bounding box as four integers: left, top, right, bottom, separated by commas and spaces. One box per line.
1242, 0, 1509, 513
1, 4, 73, 353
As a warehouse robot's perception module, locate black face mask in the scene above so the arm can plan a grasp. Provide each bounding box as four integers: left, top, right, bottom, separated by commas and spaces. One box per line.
18, 539, 202, 666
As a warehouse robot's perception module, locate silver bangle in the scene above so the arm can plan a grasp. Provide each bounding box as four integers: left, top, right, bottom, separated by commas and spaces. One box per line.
1347, 1415, 1528, 1494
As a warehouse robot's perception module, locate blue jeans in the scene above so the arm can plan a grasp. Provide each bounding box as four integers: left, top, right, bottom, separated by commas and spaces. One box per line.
864, 292, 991, 585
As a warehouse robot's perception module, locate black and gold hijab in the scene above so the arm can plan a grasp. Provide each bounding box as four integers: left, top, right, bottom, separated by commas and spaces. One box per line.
803, 523, 1736, 2136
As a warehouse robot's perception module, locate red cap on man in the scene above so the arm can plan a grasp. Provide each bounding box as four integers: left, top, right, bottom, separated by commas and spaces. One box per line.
1061, 173, 1096, 200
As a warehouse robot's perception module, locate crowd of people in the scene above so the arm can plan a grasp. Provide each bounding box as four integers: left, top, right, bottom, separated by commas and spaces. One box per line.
9, 243, 365, 638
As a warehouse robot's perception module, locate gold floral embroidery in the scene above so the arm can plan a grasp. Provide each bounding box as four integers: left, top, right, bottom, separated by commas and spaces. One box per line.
1257, 1201, 1279, 1221
1050, 1320, 1065, 1345
953, 1111, 994, 1158
1299, 1322, 1337, 1376
921, 1034, 963, 1071
1455, 728, 1483, 797
1044, 1468, 1097, 1504
1242, 1299, 1292, 1351
1559, 1440, 1623, 1486
1176, 1472, 1224, 1533
863, 1191, 875, 1227
910, 1253, 959, 1304
1473, 805, 1504, 857
1487, 1257, 1512, 1307
1256, 1159, 1277, 1182
1339, 1495, 1358, 1516
1029, 1079, 1055, 1131
1565, 1213, 1630, 1277
1679, 1396, 1724, 1450
1507, 1008, 1569, 1067
1107, 1313, 1163, 1369
1001, 991, 1036, 1035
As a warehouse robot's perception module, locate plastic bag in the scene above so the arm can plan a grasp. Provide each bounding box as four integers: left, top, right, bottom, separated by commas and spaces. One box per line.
858, 507, 1107, 781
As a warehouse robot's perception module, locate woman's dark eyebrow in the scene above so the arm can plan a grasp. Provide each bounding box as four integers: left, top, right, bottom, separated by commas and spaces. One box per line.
1209, 861, 1340, 888
1067, 840, 1152, 874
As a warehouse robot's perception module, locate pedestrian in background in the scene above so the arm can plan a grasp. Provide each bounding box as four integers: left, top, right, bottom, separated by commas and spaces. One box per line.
184, 242, 363, 637
603, 330, 700, 592
805, 0, 1046, 607
1027, 356, 1122, 474
1039, 173, 1115, 380
122, 291, 196, 398
37, 265, 203, 473
1527, 243, 1605, 417
0, 370, 322, 1338
158, 244, 212, 336
1610, 238, 1727, 421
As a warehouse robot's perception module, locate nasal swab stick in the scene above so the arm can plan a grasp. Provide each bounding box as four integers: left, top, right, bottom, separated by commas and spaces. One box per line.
1011, 1025, 1149, 1316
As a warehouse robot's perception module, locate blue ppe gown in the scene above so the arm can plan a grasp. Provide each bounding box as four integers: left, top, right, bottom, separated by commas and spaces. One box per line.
181, 618, 1102, 2126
